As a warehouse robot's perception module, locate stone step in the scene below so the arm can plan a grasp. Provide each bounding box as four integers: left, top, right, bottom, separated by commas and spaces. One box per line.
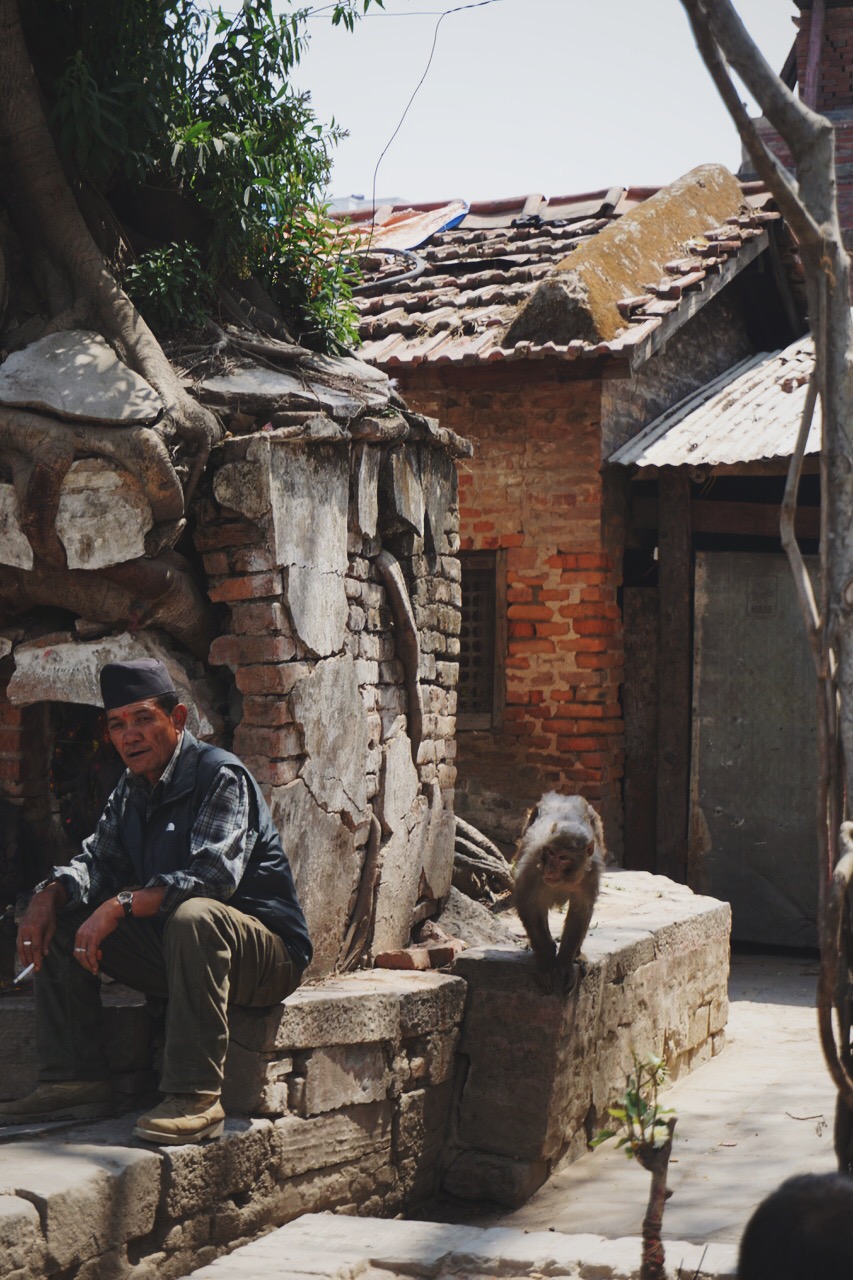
0, 874, 732, 1280
181, 1212, 740, 1279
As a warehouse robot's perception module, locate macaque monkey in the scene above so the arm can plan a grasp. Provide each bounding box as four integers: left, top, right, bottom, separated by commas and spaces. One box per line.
513, 791, 605, 994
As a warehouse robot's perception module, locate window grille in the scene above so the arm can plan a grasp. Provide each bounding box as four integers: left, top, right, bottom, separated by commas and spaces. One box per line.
458, 550, 506, 730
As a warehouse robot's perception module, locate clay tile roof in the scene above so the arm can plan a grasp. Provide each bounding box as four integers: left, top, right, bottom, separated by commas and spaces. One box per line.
343, 175, 784, 371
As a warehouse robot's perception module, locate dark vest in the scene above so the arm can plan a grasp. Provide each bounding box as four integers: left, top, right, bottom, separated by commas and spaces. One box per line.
119, 734, 312, 971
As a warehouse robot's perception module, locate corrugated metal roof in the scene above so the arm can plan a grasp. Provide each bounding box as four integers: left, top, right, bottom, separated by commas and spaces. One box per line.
609, 333, 817, 468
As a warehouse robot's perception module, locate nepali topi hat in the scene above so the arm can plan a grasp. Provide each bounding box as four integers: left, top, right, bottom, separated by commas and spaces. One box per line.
100, 658, 177, 711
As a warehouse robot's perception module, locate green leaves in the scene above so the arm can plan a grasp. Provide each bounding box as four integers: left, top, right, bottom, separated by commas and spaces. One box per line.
39, 0, 382, 349
590, 1053, 677, 1159
123, 243, 215, 337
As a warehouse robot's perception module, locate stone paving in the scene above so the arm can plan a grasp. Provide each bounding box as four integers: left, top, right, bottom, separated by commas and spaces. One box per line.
185, 1213, 737, 1280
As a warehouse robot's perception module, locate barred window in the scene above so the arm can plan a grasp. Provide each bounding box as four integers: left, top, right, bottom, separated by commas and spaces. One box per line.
458, 550, 506, 730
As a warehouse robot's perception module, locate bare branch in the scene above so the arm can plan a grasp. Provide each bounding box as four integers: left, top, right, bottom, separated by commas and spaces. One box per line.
688, 0, 828, 155
681, 1, 822, 245
780, 372, 821, 665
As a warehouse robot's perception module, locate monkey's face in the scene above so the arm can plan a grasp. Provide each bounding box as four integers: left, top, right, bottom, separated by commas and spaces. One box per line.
517, 792, 604, 892
540, 840, 595, 887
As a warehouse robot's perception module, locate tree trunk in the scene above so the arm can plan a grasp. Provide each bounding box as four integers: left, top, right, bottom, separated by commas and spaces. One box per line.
0, 0, 222, 506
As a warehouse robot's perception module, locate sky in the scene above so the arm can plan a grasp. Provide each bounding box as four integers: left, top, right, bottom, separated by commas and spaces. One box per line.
292, 0, 799, 206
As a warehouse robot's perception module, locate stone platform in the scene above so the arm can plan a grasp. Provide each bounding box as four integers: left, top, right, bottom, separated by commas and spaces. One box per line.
0, 872, 731, 1280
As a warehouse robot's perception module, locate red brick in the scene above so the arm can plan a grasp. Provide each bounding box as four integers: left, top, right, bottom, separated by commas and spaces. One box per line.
575, 719, 621, 735
228, 601, 292, 636
535, 623, 565, 638
208, 572, 282, 603
508, 639, 556, 656
507, 587, 534, 604
234, 724, 303, 759
239, 697, 295, 727
509, 622, 535, 639
559, 571, 608, 587
194, 520, 260, 552
374, 948, 431, 971
0, 758, 22, 781
427, 939, 466, 967
557, 736, 602, 751
235, 663, 311, 695
573, 619, 619, 638
509, 604, 552, 622
545, 719, 578, 735
576, 652, 623, 670
209, 634, 296, 668
499, 533, 525, 547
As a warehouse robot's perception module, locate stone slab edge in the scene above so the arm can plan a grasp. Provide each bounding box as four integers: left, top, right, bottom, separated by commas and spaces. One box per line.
185, 1212, 739, 1279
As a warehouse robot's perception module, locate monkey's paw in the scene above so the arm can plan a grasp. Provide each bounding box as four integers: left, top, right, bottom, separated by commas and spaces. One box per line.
557, 957, 587, 997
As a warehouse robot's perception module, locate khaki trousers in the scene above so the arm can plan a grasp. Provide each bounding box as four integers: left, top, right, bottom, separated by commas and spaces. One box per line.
35, 898, 301, 1095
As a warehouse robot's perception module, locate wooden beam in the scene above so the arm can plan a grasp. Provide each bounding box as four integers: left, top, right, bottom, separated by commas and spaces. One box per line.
623, 589, 659, 872
632, 495, 821, 540
656, 471, 692, 882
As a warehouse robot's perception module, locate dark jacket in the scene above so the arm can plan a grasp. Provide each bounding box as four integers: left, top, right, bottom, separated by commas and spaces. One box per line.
119, 734, 312, 970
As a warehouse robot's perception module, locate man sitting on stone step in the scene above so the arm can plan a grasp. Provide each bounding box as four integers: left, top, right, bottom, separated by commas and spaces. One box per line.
0, 658, 312, 1144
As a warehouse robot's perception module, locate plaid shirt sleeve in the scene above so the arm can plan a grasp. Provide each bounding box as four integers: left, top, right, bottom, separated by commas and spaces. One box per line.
145, 766, 252, 913
51, 778, 135, 906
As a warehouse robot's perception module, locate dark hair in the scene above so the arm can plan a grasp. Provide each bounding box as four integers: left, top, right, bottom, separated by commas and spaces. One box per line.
738, 1173, 853, 1280
154, 692, 180, 715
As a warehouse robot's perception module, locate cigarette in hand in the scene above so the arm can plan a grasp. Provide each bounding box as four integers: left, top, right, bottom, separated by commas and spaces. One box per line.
13, 962, 35, 985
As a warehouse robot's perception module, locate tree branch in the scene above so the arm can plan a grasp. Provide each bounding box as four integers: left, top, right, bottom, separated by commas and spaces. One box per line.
682, 1, 823, 245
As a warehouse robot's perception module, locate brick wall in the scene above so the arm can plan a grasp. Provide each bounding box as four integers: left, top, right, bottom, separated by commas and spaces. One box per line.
755, 5, 853, 245
796, 5, 853, 112
393, 364, 624, 854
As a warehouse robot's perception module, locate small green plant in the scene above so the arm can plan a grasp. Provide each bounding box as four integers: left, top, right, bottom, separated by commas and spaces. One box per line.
591, 1053, 677, 1280
123, 243, 215, 336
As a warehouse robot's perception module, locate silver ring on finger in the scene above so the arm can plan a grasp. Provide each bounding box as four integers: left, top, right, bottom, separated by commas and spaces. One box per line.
74, 947, 86, 953
22, 940, 33, 946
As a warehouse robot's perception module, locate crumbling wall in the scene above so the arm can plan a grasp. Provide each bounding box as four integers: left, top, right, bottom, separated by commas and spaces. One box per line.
197, 429, 462, 977
0, 420, 465, 977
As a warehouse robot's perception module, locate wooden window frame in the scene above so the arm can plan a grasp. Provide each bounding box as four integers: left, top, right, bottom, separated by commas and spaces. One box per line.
457, 548, 507, 733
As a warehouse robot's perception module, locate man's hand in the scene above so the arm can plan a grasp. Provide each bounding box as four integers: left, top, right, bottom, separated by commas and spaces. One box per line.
17, 882, 67, 972
73, 900, 124, 975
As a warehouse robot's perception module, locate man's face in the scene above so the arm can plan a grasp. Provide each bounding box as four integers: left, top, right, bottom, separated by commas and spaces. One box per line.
106, 699, 188, 785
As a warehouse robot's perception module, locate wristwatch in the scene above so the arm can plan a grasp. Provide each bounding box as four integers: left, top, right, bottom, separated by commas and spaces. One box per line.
117, 890, 134, 919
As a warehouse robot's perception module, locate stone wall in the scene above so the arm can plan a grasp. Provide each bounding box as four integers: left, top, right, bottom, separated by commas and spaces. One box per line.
199, 431, 461, 974
442, 871, 731, 1207
393, 363, 625, 852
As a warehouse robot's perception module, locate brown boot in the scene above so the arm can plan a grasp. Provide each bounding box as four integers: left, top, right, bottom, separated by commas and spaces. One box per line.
0, 1080, 114, 1124
133, 1092, 224, 1145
